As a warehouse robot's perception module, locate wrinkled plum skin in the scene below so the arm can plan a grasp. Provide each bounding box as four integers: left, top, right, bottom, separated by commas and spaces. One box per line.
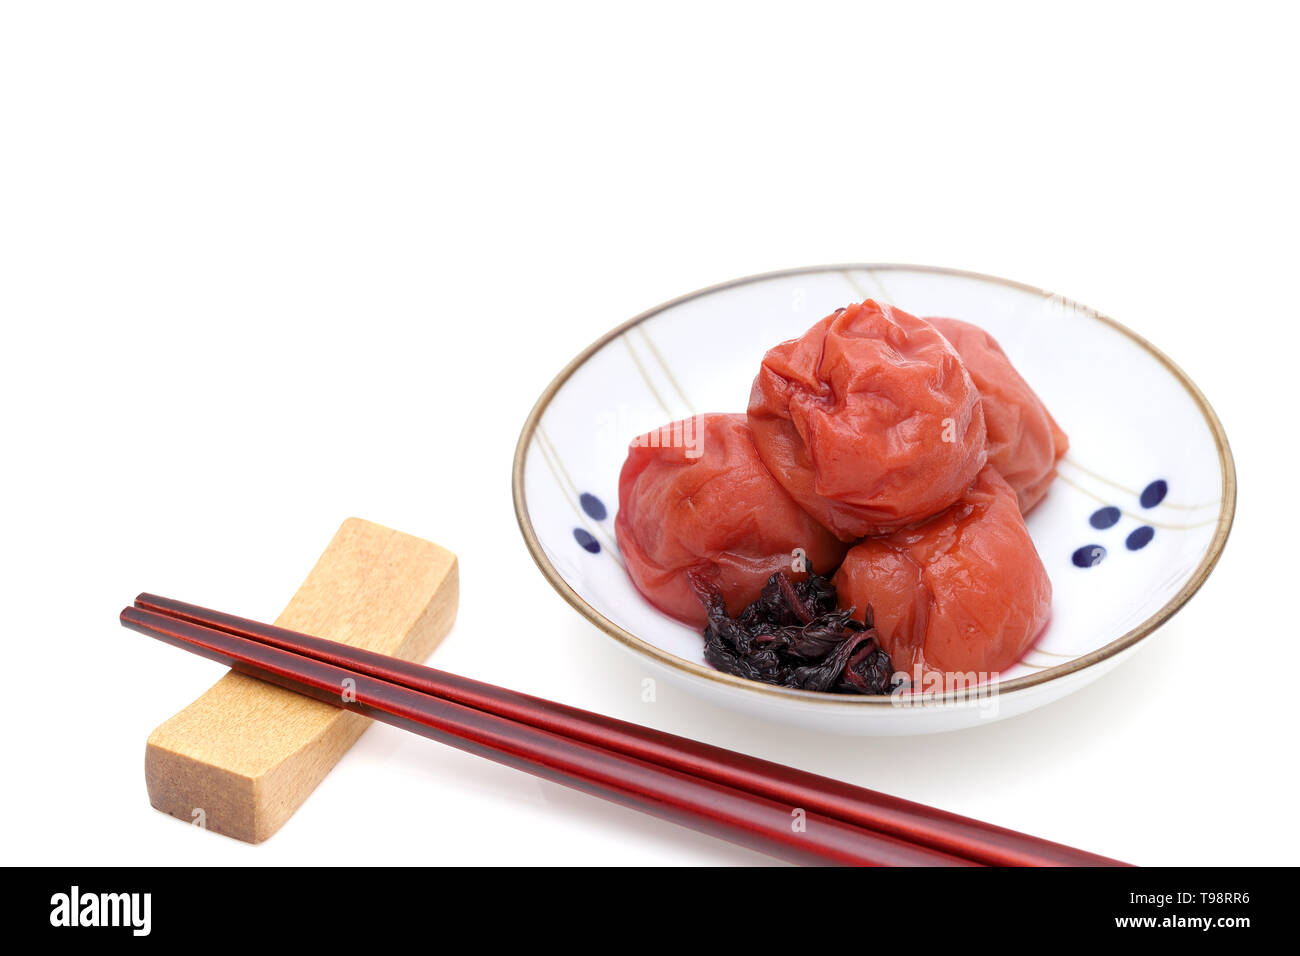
834, 466, 1052, 686
615, 413, 849, 626
747, 301, 987, 541
928, 317, 1068, 514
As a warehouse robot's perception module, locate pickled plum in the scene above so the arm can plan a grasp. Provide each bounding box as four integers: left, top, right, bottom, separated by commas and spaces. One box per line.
615, 413, 849, 626
929, 316, 1069, 513
833, 466, 1052, 686
747, 300, 987, 540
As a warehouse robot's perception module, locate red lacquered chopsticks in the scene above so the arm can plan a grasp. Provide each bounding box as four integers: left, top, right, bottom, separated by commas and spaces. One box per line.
122, 595, 1129, 866
121, 602, 968, 866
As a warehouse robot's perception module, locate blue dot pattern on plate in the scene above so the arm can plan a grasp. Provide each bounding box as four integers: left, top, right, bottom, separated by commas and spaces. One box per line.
573, 528, 600, 554
1089, 506, 1121, 529
1126, 526, 1155, 550
1072, 544, 1107, 568
1140, 480, 1168, 508
580, 492, 607, 521
1074, 478, 1167, 567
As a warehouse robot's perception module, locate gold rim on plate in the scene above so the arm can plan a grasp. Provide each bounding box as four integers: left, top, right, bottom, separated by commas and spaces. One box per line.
511, 264, 1237, 707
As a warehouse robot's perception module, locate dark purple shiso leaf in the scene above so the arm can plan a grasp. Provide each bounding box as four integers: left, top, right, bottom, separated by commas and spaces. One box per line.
687, 565, 896, 696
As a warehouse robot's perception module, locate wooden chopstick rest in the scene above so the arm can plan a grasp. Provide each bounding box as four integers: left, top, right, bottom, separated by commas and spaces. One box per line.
143, 518, 458, 843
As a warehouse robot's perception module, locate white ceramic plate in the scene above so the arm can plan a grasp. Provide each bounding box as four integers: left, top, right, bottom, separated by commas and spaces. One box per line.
513, 265, 1235, 734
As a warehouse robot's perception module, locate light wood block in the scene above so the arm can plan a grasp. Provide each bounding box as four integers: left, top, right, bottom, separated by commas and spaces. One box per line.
144, 517, 458, 843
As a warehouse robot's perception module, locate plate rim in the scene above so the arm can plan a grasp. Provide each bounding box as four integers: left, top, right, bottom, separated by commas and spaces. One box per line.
511, 263, 1237, 708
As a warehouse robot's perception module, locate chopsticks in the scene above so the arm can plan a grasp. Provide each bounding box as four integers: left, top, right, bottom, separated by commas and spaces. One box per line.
121, 600, 957, 865
121, 594, 1129, 867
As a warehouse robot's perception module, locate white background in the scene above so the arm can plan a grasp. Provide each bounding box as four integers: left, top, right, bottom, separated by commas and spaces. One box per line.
2, 2, 1295, 866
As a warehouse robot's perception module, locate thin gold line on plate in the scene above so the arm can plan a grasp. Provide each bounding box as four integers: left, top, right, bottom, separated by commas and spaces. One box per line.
534, 425, 624, 569
841, 269, 869, 300
634, 325, 695, 414
869, 269, 897, 302
1059, 457, 1219, 511
621, 336, 673, 420
536, 425, 621, 554
841, 267, 896, 303
1056, 472, 1220, 531
1028, 648, 1076, 660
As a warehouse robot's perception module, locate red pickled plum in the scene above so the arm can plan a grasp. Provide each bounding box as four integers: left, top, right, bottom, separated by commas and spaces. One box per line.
747, 300, 987, 540
615, 413, 848, 626
833, 466, 1052, 688
929, 316, 1069, 513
